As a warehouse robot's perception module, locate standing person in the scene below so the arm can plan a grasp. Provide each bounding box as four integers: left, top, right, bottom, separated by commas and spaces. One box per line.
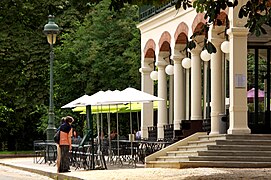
58, 116, 74, 173
56, 117, 66, 173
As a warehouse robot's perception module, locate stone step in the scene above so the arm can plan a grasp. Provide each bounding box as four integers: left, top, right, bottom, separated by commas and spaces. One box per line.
167, 150, 198, 156
177, 145, 208, 151
208, 144, 271, 151
145, 161, 182, 168
189, 156, 271, 162
156, 156, 189, 162
198, 134, 227, 141
198, 150, 271, 157
216, 139, 271, 146
188, 140, 217, 146
146, 134, 271, 169
225, 134, 271, 140
146, 161, 271, 168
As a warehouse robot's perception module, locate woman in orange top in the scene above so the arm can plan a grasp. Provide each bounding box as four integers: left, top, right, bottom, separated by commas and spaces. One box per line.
58, 116, 74, 173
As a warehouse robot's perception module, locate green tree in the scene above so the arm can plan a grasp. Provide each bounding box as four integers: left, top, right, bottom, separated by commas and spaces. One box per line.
0, 0, 92, 150
54, 0, 140, 103
54, 0, 141, 136
0, 0, 53, 150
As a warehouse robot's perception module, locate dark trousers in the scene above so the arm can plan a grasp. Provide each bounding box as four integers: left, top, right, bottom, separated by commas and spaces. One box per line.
59, 145, 70, 172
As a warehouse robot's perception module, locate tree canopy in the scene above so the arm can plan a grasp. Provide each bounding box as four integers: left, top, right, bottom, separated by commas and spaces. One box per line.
0, 0, 140, 150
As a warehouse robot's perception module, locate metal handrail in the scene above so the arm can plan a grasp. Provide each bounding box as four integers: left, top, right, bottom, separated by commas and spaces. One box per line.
139, 0, 177, 22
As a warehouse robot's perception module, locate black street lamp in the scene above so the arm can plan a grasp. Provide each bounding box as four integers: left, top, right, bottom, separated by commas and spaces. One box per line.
43, 15, 59, 140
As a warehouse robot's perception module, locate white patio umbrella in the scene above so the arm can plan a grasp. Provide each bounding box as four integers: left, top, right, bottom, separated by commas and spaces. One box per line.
121, 87, 164, 102
61, 94, 90, 108
121, 88, 164, 165
95, 87, 164, 166
61, 90, 108, 109
79, 90, 123, 164
61, 88, 163, 167
61, 90, 120, 169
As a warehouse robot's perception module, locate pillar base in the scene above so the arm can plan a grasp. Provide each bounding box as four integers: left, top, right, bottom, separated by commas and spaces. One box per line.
227, 128, 251, 135
209, 131, 220, 135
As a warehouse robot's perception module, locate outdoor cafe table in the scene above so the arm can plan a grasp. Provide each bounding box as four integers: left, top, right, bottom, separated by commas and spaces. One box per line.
71, 143, 107, 170
34, 141, 57, 165
110, 139, 172, 166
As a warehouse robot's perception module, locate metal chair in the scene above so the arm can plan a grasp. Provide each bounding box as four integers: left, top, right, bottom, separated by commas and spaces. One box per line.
33, 140, 46, 164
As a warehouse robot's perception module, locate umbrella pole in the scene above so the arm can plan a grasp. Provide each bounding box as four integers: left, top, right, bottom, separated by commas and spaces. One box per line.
86, 105, 94, 169
100, 105, 104, 155
96, 106, 101, 167
108, 105, 111, 162
137, 111, 139, 133
96, 106, 100, 154
116, 104, 121, 164
130, 102, 134, 164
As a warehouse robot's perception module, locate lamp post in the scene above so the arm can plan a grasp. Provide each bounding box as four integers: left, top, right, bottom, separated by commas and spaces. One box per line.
43, 15, 59, 140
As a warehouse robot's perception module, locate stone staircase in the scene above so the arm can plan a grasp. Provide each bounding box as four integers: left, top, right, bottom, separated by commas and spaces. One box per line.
145, 132, 271, 168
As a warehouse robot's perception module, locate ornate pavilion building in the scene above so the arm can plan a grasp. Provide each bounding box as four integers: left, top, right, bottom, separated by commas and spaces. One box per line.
137, 1, 271, 140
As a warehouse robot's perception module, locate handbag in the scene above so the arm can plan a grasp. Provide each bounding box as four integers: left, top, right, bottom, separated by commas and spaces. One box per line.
54, 130, 60, 144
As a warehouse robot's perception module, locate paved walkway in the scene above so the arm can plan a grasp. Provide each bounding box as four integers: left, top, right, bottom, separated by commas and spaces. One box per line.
1, 157, 271, 179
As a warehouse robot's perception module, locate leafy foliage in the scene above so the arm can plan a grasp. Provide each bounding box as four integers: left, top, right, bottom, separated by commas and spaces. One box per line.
54, 0, 141, 137
0, 0, 140, 150
239, 0, 271, 36
101, 0, 270, 53
54, 0, 140, 102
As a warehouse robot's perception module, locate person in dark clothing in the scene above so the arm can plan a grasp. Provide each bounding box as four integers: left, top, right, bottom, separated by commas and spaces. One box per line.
58, 116, 74, 173
56, 117, 66, 172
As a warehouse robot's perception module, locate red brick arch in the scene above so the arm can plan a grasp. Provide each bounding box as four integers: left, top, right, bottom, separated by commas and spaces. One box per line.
214, 11, 228, 26
175, 22, 189, 44
144, 39, 156, 58
192, 13, 207, 33
158, 31, 171, 51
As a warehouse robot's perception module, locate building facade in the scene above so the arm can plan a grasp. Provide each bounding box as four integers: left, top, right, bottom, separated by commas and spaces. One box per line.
138, 0, 271, 140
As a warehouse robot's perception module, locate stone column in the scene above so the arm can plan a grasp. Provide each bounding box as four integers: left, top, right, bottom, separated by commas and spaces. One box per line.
140, 60, 154, 139
185, 67, 190, 120
173, 53, 185, 139
173, 53, 185, 128
169, 75, 174, 124
209, 26, 225, 135
190, 45, 202, 120
227, 0, 251, 134
157, 55, 168, 139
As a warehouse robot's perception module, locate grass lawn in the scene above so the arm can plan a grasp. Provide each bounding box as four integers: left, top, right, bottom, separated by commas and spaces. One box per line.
0, 150, 34, 155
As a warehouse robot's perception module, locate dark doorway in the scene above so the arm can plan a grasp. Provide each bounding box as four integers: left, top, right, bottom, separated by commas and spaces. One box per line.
247, 47, 271, 133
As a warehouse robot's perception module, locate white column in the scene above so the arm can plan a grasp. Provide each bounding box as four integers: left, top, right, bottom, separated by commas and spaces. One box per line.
173, 54, 185, 130
209, 27, 224, 135
169, 75, 174, 124
185, 68, 190, 120
140, 63, 154, 139
227, 0, 250, 134
227, 27, 251, 134
190, 45, 202, 120
203, 61, 208, 119
157, 56, 168, 139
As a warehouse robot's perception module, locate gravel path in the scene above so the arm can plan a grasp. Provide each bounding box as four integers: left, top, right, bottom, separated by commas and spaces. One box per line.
1, 158, 271, 179
0, 164, 53, 180
74, 167, 271, 180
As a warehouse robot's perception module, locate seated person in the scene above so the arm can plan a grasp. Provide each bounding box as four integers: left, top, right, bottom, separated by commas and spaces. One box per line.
110, 130, 117, 140
72, 130, 81, 144
135, 130, 141, 140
